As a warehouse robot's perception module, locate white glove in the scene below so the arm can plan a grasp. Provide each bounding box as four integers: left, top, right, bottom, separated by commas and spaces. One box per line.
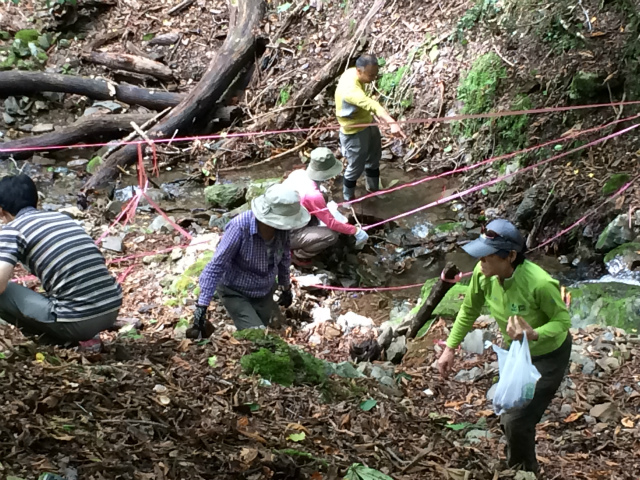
354, 228, 369, 249
327, 201, 348, 223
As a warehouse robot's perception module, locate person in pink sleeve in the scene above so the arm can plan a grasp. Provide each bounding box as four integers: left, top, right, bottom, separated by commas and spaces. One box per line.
283, 147, 369, 266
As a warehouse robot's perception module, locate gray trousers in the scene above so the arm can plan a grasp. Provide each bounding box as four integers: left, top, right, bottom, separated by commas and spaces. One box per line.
500, 333, 572, 472
0, 282, 118, 343
339, 126, 382, 185
217, 284, 277, 330
290, 226, 339, 259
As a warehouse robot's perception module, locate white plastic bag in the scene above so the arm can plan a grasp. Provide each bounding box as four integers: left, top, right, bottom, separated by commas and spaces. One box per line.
491, 333, 541, 415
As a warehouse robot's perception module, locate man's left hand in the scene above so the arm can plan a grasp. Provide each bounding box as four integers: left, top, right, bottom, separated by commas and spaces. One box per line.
506, 316, 539, 342
278, 288, 293, 308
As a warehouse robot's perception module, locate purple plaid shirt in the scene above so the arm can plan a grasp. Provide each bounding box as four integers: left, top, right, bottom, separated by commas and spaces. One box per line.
198, 211, 291, 304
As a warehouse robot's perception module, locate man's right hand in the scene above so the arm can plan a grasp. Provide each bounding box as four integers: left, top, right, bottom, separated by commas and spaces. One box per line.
437, 346, 455, 379
389, 121, 406, 139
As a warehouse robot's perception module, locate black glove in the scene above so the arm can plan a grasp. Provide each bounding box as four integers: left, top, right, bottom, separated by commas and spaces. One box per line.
278, 288, 293, 308
186, 305, 209, 339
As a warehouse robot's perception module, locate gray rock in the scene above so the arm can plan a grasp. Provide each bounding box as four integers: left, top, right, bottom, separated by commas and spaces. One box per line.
370, 365, 391, 380
583, 359, 597, 375
170, 248, 183, 261
386, 335, 407, 364
465, 429, 493, 443
589, 402, 620, 422
31, 123, 55, 134
19, 124, 34, 132
379, 376, 396, 387
377, 325, 394, 350
329, 361, 365, 379
461, 329, 486, 354
559, 403, 572, 416
583, 415, 596, 425
102, 236, 123, 253
5, 96, 25, 115
92, 100, 123, 112
67, 159, 89, 168
149, 215, 175, 233
34, 100, 48, 111
583, 224, 595, 238
149, 32, 181, 45
515, 185, 539, 227
596, 214, 635, 252
3, 112, 15, 125
356, 362, 373, 376
454, 366, 483, 383
245, 178, 282, 203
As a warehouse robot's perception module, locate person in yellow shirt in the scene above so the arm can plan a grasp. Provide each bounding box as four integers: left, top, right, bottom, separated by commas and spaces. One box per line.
335, 54, 406, 201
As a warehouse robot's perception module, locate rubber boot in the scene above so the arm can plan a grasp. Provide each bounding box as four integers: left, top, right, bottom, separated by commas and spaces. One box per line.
365, 176, 380, 193
343, 185, 356, 202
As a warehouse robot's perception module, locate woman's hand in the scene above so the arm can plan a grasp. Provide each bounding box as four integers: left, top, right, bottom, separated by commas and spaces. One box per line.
437, 346, 456, 379
506, 316, 539, 341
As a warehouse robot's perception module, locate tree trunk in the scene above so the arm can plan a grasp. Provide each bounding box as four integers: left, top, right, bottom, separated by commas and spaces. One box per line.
83, 0, 266, 191
405, 263, 461, 339
0, 71, 184, 110
0, 114, 153, 160
83, 52, 174, 81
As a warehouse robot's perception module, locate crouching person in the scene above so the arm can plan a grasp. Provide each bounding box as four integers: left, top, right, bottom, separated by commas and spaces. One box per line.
0, 175, 123, 344
282, 147, 368, 266
189, 185, 310, 335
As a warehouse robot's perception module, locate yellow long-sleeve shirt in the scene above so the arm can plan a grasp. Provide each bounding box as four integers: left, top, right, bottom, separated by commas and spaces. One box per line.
335, 68, 386, 135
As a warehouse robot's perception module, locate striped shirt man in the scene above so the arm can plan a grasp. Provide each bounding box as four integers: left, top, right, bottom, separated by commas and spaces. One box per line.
0, 207, 122, 322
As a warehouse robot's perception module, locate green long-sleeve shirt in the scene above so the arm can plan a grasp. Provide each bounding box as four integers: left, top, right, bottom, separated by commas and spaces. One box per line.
446, 260, 571, 357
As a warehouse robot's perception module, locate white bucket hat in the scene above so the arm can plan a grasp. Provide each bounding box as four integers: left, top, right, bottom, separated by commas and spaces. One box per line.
251, 184, 310, 230
306, 147, 343, 182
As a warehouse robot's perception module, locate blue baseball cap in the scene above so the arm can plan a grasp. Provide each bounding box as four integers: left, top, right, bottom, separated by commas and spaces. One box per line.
462, 219, 525, 258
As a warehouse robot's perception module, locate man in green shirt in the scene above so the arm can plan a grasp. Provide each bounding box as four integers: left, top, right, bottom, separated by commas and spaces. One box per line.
438, 219, 572, 474
335, 54, 405, 201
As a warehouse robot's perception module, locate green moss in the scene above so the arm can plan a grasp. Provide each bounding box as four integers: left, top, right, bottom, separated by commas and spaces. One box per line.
14, 29, 40, 43
454, 53, 506, 138
604, 242, 640, 263
86, 156, 102, 174
434, 222, 464, 234
602, 173, 631, 196
170, 251, 213, 295
238, 330, 328, 386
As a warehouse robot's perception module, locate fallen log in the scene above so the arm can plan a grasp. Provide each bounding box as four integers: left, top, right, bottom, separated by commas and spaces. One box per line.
0, 114, 153, 160
0, 71, 183, 110
83, 0, 266, 191
83, 52, 174, 81
404, 263, 462, 339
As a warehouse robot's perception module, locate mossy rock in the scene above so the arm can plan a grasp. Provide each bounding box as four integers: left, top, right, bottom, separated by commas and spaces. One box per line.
170, 251, 213, 295
204, 184, 246, 209
86, 156, 102, 174
237, 329, 328, 386
604, 242, 640, 264
14, 29, 40, 43
245, 178, 282, 203
569, 72, 603, 100
602, 173, 630, 196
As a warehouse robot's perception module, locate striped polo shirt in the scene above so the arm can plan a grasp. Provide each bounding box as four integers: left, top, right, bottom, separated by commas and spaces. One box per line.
0, 208, 122, 322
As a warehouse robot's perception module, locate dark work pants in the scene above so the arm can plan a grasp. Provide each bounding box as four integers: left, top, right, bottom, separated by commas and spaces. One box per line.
500, 333, 572, 472
217, 285, 277, 330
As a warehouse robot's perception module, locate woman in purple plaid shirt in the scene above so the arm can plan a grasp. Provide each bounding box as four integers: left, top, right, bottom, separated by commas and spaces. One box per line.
188, 185, 310, 335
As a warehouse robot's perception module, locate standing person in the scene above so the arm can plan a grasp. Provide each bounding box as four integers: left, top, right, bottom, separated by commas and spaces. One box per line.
282, 147, 368, 266
335, 53, 406, 201
437, 219, 572, 474
189, 185, 310, 334
0, 174, 122, 344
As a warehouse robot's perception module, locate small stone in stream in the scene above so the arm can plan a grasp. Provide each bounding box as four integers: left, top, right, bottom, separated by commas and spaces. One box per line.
149, 215, 175, 233
31, 123, 55, 134
3, 112, 15, 125
596, 214, 635, 252
386, 335, 407, 364
19, 124, 34, 132
464, 220, 474, 229
170, 248, 183, 261
102, 236, 123, 253
67, 159, 89, 168
5, 96, 24, 115
34, 100, 48, 111
92, 100, 123, 112
204, 184, 246, 209
149, 32, 181, 45
559, 255, 570, 265
454, 366, 483, 382
370, 365, 390, 380
589, 402, 621, 422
